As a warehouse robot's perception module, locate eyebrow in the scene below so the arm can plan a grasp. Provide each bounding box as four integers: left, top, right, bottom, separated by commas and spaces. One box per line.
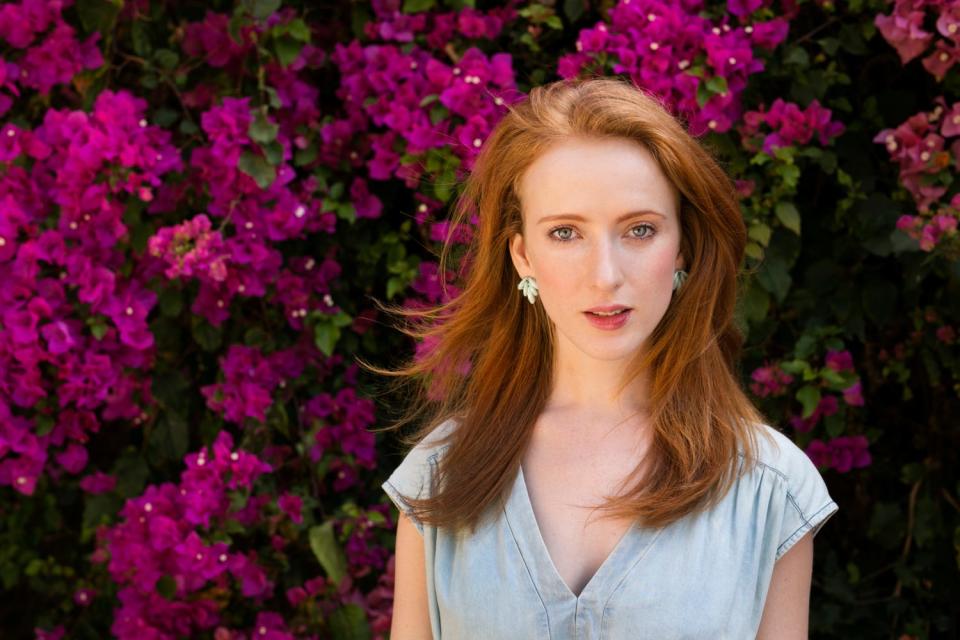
536, 210, 667, 224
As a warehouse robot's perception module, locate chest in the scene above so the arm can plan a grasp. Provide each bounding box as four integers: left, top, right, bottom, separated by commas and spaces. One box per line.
519, 418, 651, 597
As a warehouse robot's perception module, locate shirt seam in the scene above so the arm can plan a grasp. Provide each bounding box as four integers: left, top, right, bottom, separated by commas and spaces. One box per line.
501, 484, 553, 639
776, 499, 839, 560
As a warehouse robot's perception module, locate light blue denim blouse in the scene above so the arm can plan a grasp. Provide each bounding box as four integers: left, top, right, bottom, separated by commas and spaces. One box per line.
381, 419, 839, 639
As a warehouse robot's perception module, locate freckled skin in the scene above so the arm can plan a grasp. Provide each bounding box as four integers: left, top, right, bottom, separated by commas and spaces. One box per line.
509, 136, 685, 373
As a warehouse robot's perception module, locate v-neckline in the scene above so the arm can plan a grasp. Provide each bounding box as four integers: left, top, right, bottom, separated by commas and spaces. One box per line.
504, 462, 660, 604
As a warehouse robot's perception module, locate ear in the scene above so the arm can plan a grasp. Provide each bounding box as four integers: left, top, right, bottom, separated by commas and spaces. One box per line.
674, 252, 685, 271
509, 232, 533, 277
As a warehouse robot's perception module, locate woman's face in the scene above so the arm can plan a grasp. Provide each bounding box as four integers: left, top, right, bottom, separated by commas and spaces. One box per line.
509, 135, 684, 363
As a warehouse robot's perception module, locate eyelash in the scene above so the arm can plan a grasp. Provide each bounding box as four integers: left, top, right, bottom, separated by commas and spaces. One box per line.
547, 223, 657, 243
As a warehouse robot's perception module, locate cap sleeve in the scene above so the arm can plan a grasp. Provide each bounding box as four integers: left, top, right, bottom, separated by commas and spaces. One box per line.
381, 418, 456, 535
765, 427, 840, 561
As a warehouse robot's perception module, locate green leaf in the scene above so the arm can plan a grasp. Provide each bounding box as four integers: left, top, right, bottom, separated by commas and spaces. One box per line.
329, 603, 372, 640
824, 413, 845, 438
264, 140, 284, 165
784, 46, 809, 67
156, 575, 177, 600
238, 151, 277, 189
705, 75, 728, 95
148, 412, 190, 464
34, 414, 55, 437
796, 385, 821, 419
286, 18, 311, 42
294, 144, 318, 167
248, 0, 281, 20
274, 35, 304, 67
76, 0, 122, 35
265, 86, 282, 109
756, 257, 792, 303
780, 359, 810, 376
249, 111, 279, 145
131, 20, 153, 56
817, 37, 840, 56
309, 522, 347, 586
748, 223, 772, 246
154, 48, 179, 71
192, 317, 223, 352
314, 322, 341, 357
564, 0, 584, 21
81, 493, 121, 543
744, 241, 763, 260
740, 282, 770, 324
402, 0, 436, 12
113, 449, 149, 499
696, 81, 711, 108
775, 202, 801, 235
336, 202, 356, 223
89, 317, 108, 340
158, 287, 183, 317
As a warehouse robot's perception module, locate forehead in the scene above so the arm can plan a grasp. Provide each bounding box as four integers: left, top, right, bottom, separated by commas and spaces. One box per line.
517, 136, 679, 222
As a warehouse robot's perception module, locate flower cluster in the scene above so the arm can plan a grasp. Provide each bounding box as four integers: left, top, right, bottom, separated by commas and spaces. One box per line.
874, 97, 960, 213
0, 89, 181, 495
306, 386, 378, 490
896, 198, 959, 250
0, 0, 103, 111
875, 0, 960, 81
787, 349, 865, 433
93, 431, 291, 639
329, 35, 522, 181
363, 0, 517, 47
740, 98, 845, 155
558, 0, 790, 135
750, 361, 794, 397
200, 344, 302, 425
805, 434, 872, 473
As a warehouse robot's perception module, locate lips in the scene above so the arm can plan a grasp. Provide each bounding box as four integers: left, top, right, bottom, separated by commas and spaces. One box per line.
585, 305, 631, 314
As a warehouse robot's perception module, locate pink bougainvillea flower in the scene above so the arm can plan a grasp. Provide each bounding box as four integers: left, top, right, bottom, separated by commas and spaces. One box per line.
922, 39, 960, 80
875, 3, 934, 64
79, 471, 116, 494
842, 380, 864, 407
825, 349, 855, 372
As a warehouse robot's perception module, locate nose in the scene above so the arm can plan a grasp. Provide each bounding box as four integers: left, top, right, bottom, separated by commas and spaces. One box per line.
589, 235, 625, 291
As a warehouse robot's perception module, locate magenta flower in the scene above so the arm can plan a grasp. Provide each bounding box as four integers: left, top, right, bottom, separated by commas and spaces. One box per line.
749, 362, 794, 397
922, 40, 960, 80
79, 471, 116, 494
875, 1, 934, 64
73, 588, 95, 607
842, 380, 864, 407
825, 349, 855, 373
829, 435, 873, 472
278, 493, 303, 524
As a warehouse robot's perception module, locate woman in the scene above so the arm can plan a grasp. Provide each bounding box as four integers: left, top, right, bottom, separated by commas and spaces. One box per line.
367, 76, 839, 639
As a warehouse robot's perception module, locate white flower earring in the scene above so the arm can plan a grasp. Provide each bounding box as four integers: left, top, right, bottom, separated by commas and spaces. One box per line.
518, 275, 539, 304
673, 269, 688, 292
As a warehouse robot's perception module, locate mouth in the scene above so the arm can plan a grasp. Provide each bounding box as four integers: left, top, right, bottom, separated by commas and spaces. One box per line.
584, 307, 632, 316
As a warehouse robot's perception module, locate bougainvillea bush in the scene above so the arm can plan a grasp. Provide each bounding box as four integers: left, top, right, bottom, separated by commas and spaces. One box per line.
0, 0, 957, 637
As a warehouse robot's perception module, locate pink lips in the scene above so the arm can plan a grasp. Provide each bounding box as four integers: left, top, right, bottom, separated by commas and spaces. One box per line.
585, 304, 630, 313
584, 308, 632, 330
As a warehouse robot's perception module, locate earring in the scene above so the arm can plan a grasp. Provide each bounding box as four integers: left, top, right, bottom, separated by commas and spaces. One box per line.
518, 275, 539, 304
673, 269, 688, 292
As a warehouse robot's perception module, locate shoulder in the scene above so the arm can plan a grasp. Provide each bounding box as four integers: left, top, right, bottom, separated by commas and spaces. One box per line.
413, 416, 459, 459
742, 422, 822, 490
740, 422, 840, 560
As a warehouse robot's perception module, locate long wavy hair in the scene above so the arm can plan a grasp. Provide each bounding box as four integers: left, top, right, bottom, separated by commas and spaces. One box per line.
362, 75, 776, 535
